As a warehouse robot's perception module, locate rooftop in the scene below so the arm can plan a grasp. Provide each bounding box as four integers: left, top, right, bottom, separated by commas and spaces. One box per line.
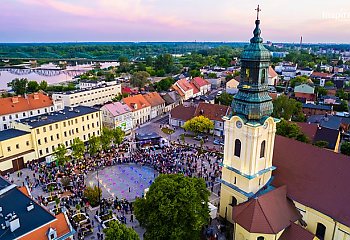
123, 94, 151, 111
0, 129, 30, 142
170, 105, 196, 121
192, 77, 210, 88
102, 102, 131, 117
143, 92, 165, 107
0, 93, 53, 116
17, 106, 99, 128
54, 83, 119, 95
303, 103, 332, 111
194, 102, 231, 122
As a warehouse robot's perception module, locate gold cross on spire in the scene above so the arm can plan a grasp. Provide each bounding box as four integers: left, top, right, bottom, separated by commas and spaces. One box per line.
255, 5, 261, 20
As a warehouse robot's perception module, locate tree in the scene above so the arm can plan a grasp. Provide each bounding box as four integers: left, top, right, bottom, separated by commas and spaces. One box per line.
27, 81, 39, 93
71, 137, 85, 160
112, 127, 125, 146
155, 54, 174, 73
53, 144, 68, 166
88, 135, 101, 157
134, 174, 210, 240
7, 78, 28, 95
276, 119, 309, 143
215, 92, 233, 106
325, 81, 334, 87
313, 140, 329, 148
183, 116, 214, 135
39, 81, 48, 91
208, 73, 217, 78
104, 221, 140, 240
100, 127, 113, 151
316, 86, 327, 96
154, 77, 174, 91
272, 95, 305, 122
290, 76, 309, 88
340, 142, 350, 156
131, 71, 150, 88
83, 185, 102, 207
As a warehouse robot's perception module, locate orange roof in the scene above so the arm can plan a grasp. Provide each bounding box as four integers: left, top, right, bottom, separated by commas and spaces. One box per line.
177, 79, 193, 92
311, 72, 333, 78
268, 66, 278, 78
18, 186, 30, 197
20, 213, 71, 240
143, 92, 165, 107
189, 83, 200, 94
123, 94, 151, 111
172, 85, 185, 96
191, 77, 210, 88
0, 93, 53, 115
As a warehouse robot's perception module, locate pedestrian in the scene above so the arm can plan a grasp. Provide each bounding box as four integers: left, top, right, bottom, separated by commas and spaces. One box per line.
130, 214, 134, 223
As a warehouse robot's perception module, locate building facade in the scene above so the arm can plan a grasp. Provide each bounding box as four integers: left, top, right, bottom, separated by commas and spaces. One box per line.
100, 102, 133, 132
52, 83, 121, 107
143, 92, 166, 119
123, 94, 151, 126
0, 93, 63, 131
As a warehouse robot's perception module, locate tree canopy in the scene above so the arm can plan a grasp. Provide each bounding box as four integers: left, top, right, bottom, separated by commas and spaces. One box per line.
131, 71, 150, 88
276, 119, 309, 143
341, 142, 350, 156
53, 144, 68, 166
134, 174, 210, 240
215, 92, 233, 106
272, 95, 305, 122
183, 116, 214, 135
104, 221, 140, 240
71, 137, 85, 160
88, 135, 101, 157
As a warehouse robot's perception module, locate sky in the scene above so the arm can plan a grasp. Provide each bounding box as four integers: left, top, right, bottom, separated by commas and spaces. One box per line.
1, 0, 349, 43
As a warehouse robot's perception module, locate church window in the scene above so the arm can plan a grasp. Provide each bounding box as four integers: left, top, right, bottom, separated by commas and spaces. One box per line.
257, 237, 265, 240
261, 69, 266, 84
316, 223, 326, 240
230, 196, 237, 206
234, 139, 241, 157
246, 69, 250, 81
260, 141, 266, 158
234, 177, 237, 184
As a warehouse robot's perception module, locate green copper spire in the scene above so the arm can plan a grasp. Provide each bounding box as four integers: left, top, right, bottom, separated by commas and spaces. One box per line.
232, 6, 273, 122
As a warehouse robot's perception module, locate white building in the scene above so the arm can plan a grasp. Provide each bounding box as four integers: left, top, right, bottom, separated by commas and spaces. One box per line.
52, 83, 121, 107
79, 80, 118, 89
143, 92, 166, 119
123, 94, 151, 126
100, 102, 133, 133
0, 93, 64, 131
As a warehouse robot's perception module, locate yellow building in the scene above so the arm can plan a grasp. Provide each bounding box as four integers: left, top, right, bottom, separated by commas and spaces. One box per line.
219, 11, 350, 240
0, 129, 36, 174
11, 106, 102, 161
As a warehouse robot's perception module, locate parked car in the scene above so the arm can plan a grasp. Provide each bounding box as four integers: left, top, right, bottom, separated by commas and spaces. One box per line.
193, 134, 205, 141
213, 139, 224, 146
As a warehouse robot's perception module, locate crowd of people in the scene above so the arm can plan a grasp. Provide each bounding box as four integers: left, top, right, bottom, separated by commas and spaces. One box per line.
6, 140, 223, 239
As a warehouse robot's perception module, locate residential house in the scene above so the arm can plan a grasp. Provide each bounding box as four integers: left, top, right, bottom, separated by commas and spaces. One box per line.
100, 102, 133, 133
313, 126, 341, 152
0, 93, 64, 131
161, 91, 181, 113
191, 77, 211, 95
275, 62, 297, 80
194, 102, 231, 136
123, 94, 151, 126
143, 92, 166, 119
52, 83, 121, 107
0, 177, 74, 240
79, 80, 118, 89
173, 79, 194, 100
169, 105, 196, 127
298, 67, 314, 77
302, 104, 332, 117
310, 72, 334, 81
268, 66, 279, 86
226, 78, 240, 94
294, 84, 315, 102
12, 106, 102, 162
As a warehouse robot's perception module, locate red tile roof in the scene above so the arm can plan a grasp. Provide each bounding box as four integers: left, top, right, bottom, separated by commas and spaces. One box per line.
233, 186, 301, 234
192, 77, 210, 88
273, 135, 350, 227
311, 72, 333, 79
279, 222, 315, 240
189, 82, 200, 94
123, 94, 151, 111
170, 105, 195, 121
295, 122, 318, 142
172, 85, 185, 97
177, 79, 193, 92
143, 92, 165, 107
295, 93, 316, 101
268, 66, 278, 78
0, 93, 53, 115
194, 102, 230, 122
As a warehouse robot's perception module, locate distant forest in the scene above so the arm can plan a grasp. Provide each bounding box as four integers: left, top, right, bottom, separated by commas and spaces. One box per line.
0, 42, 349, 61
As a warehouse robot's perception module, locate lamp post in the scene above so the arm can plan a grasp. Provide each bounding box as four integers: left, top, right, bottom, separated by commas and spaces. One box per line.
96, 168, 101, 213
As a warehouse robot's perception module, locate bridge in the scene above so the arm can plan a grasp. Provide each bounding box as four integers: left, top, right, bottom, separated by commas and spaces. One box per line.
0, 68, 87, 77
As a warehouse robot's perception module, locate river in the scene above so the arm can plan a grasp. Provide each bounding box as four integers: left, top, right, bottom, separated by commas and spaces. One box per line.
0, 62, 120, 90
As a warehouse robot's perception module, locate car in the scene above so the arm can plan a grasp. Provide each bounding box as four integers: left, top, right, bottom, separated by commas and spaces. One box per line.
213, 139, 224, 146
193, 135, 205, 141
217, 90, 223, 96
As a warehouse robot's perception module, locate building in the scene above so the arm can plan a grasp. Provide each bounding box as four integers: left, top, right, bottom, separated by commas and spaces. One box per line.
173, 79, 194, 100
313, 126, 340, 152
191, 77, 211, 95
0, 177, 74, 240
194, 102, 231, 136
275, 62, 297, 80
294, 84, 316, 102
219, 15, 350, 240
302, 103, 332, 117
169, 105, 196, 127
79, 80, 118, 89
0, 93, 63, 131
123, 94, 151, 126
11, 106, 102, 161
143, 92, 166, 119
298, 67, 314, 77
52, 83, 121, 107
0, 129, 36, 175
268, 66, 279, 86
160, 91, 182, 112
226, 78, 240, 95
100, 102, 133, 132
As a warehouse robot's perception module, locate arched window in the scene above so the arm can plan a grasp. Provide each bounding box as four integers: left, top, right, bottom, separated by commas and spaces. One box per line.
234, 139, 241, 157
261, 69, 266, 84
316, 223, 326, 240
230, 196, 237, 206
260, 140, 266, 158
257, 237, 265, 240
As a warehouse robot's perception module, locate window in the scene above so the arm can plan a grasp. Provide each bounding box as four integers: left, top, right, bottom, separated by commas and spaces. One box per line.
261, 69, 266, 84
7, 146, 11, 152
2, 116, 5, 121
26, 141, 30, 146
82, 126, 85, 131
63, 122, 66, 127
234, 139, 241, 157
30, 111, 33, 116
234, 177, 237, 184
37, 110, 40, 114
316, 223, 326, 240
76, 128, 79, 133
230, 196, 237, 206
16, 144, 19, 149
49, 126, 52, 131
46, 148, 49, 154
44, 137, 47, 143
38, 139, 41, 145
55, 124, 59, 129
15, 114, 18, 118
23, 112, 26, 117
56, 134, 59, 139
64, 132, 67, 137
257, 237, 265, 240
260, 141, 266, 158
39, 150, 43, 155
43, 127, 46, 132
75, 119, 78, 124
50, 135, 54, 141
36, 129, 40, 134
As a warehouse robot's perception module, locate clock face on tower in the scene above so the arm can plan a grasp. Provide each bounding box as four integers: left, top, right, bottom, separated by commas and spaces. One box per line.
236, 121, 242, 129
263, 122, 268, 129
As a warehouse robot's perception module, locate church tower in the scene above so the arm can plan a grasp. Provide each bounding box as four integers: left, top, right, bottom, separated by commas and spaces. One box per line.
219, 7, 279, 222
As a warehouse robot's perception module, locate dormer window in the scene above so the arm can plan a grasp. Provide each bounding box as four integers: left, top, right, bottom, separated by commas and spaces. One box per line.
47, 227, 57, 240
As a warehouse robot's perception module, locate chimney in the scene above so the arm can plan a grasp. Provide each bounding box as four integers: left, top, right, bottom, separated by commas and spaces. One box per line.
12, 96, 19, 104
33, 93, 39, 100
27, 202, 34, 212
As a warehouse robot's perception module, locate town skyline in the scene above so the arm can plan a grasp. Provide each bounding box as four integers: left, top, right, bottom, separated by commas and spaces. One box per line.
1, 0, 349, 43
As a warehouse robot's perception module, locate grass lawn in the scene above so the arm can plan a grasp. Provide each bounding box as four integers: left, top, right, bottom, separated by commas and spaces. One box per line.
161, 128, 175, 135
